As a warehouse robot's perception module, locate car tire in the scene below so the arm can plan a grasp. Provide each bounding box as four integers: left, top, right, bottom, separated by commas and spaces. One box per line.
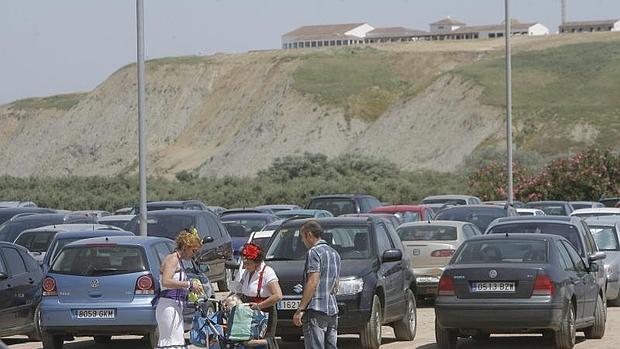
392, 289, 417, 341
435, 319, 457, 349
93, 336, 112, 344
360, 295, 382, 349
28, 304, 42, 341
584, 295, 606, 339
217, 268, 232, 292
554, 304, 576, 349
280, 335, 300, 342
41, 331, 64, 349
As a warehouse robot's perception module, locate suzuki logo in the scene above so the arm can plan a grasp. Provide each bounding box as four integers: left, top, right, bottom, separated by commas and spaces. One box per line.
90, 279, 100, 288
293, 284, 303, 294
489, 270, 498, 279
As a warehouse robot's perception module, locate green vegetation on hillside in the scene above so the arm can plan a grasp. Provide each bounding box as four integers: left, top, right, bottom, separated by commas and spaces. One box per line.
456, 40, 620, 155
11, 93, 86, 110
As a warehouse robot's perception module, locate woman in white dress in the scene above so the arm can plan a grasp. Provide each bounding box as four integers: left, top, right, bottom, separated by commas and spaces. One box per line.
155, 229, 203, 349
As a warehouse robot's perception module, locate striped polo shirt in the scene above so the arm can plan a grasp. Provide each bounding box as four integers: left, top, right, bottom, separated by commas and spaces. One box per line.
303, 240, 341, 316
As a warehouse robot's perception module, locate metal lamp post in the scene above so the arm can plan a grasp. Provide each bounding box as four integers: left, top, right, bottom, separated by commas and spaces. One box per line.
137, 0, 147, 236
505, 0, 514, 205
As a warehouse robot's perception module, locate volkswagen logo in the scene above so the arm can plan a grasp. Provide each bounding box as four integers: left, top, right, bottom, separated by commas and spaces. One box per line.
90, 279, 100, 288
489, 270, 498, 279
293, 284, 304, 294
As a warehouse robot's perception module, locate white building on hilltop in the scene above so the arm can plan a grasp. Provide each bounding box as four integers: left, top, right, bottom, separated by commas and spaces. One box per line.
422, 18, 549, 40
559, 19, 620, 33
282, 23, 374, 49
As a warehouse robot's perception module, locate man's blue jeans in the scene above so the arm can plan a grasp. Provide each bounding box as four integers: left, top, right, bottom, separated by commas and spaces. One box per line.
302, 310, 338, 349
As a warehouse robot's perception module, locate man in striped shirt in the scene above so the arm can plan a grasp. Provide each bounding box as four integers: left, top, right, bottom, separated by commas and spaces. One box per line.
293, 220, 341, 349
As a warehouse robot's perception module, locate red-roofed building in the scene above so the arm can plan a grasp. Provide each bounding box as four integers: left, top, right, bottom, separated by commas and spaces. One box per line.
282, 23, 374, 49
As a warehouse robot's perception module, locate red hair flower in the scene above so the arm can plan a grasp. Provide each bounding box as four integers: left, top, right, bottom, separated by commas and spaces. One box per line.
241, 243, 261, 261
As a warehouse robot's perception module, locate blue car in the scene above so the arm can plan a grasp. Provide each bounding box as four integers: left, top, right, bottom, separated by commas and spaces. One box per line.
39, 236, 213, 349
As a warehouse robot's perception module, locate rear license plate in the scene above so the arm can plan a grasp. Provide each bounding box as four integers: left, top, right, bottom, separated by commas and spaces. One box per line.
277, 300, 300, 310
75, 309, 116, 319
471, 282, 515, 292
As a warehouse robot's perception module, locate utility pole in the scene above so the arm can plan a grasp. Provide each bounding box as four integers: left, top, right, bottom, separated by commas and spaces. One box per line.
137, 0, 147, 236
561, 0, 567, 24
505, 0, 514, 205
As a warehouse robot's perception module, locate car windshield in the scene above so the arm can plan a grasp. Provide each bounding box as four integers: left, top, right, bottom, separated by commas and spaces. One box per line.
454, 239, 548, 264
397, 225, 457, 241
276, 212, 315, 219
129, 215, 196, 239
251, 237, 271, 249
487, 223, 584, 255
394, 211, 421, 223
307, 199, 356, 216
266, 224, 370, 260
526, 204, 567, 216
50, 245, 148, 276
98, 219, 130, 230
589, 226, 619, 251
435, 207, 505, 231
223, 222, 251, 237
222, 219, 267, 233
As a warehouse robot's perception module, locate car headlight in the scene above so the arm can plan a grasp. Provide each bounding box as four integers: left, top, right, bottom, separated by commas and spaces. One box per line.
337, 277, 364, 295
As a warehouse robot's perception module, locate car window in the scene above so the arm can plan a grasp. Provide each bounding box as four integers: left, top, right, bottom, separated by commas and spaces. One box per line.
397, 225, 458, 241
14, 233, 34, 250
51, 245, 148, 276
589, 226, 619, 251
556, 242, 574, 271
307, 199, 356, 216
462, 225, 475, 239
132, 215, 196, 240
582, 222, 598, 255
0, 253, 6, 273
153, 242, 172, 266
396, 211, 420, 223
487, 222, 584, 256
204, 214, 222, 238
359, 199, 370, 213
454, 239, 548, 264
385, 222, 404, 251
561, 241, 586, 273
2, 247, 27, 275
375, 223, 394, 255
17, 232, 54, 253
222, 219, 266, 233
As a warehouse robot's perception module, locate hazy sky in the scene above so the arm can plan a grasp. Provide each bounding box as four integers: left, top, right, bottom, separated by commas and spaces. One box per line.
1, 0, 619, 104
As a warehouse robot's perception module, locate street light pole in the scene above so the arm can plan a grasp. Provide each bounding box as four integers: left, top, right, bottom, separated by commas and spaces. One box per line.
137, 0, 147, 236
505, 0, 514, 205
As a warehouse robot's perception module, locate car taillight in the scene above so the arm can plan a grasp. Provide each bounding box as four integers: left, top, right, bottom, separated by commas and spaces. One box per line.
431, 249, 455, 257
437, 275, 455, 296
43, 277, 57, 296
135, 274, 155, 295
533, 274, 554, 296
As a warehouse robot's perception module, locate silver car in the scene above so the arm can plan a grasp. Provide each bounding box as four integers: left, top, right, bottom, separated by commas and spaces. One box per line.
586, 216, 620, 306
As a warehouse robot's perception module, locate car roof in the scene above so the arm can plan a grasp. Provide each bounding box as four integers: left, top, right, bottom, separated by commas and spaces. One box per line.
98, 214, 136, 221
143, 209, 205, 217
9, 213, 83, 222
572, 208, 620, 214
398, 220, 470, 228
423, 195, 477, 200
309, 194, 374, 199
280, 209, 325, 214
254, 204, 300, 210
371, 205, 427, 211
64, 235, 169, 247
526, 200, 569, 204
437, 204, 508, 211
584, 217, 620, 226
18, 224, 119, 234
281, 216, 372, 227
53, 230, 134, 239
221, 213, 276, 220
0, 207, 55, 214
465, 233, 563, 242
491, 216, 576, 225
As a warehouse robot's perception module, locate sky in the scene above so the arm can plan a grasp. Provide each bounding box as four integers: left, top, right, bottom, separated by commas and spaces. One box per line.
1, 0, 619, 105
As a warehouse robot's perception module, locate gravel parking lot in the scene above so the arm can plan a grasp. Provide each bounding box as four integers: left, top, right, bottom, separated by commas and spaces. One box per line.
4, 302, 619, 349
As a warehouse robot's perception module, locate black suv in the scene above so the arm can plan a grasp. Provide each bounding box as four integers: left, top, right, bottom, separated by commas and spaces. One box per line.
0, 213, 96, 243
305, 194, 382, 217
0, 242, 44, 339
263, 217, 416, 349
126, 209, 233, 291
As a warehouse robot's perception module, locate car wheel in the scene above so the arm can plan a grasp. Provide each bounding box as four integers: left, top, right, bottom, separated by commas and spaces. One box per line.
554, 304, 576, 349
217, 268, 232, 292
435, 319, 457, 349
93, 336, 112, 344
392, 289, 417, 341
360, 295, 382, 349
28, 304, 42, 341
584, 295, 606, 339
41, 331, 64, 349
280, 335, 300, 342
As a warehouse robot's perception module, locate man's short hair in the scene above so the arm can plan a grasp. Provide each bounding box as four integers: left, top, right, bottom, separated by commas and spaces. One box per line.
301, 220, 323, 238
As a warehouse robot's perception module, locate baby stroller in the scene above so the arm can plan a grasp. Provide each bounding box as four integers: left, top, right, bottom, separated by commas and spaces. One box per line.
190, 299, 279, 349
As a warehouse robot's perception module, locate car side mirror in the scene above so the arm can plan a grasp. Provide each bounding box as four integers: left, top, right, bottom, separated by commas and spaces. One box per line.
588, 251, 606, 262
381, 249, 402, 263
202, 236, 214, 244
225, 260, 240, 270
0, 272, 8, 281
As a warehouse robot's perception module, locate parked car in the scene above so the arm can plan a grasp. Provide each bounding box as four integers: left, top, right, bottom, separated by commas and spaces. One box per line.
129, 200, 209, 215
39, 236, 214, 349
370, 205, 435, 224
396, 221, 482, 299
571, 208, 620, 219
0, 201, 37, 208
434, 205, 518, 232
205, 206, 227, 216
305, 194, 382, 216
0, 242, 44, 339
525, 201, 575, 216
72, 210, 111, 219
0, 213, 97, 243
126, 209, 233, 291
570, 201, 606, 210
222, 213, 279, 264
599, 197, 620, 208
435, 233, 606, 349
13, 224, 124, 265
516, 208, 546, 216
0, 207, 56, 226
256, 217, 417, 349
421, 195, 482, 206
221, 208, 274, 216
113, 207, 132, 215
254, 204, 301, 213
274, 209, 333, 219
96, 214, 136, 230
42, 229, 135, 273
585, 217, 620, 306
486, 216, 607, 303
340, 213, 401, 230
482, 200, 525, 208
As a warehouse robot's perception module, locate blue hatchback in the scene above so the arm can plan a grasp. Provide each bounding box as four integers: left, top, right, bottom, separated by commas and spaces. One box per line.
39, 236, 212, 349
